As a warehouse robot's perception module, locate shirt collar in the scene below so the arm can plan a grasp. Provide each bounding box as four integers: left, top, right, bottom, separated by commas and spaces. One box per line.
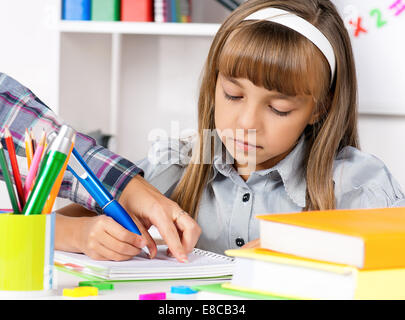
211, 132, 307, 208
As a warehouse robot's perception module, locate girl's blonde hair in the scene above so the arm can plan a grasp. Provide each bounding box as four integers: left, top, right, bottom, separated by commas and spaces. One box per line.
171, 0, 359, 217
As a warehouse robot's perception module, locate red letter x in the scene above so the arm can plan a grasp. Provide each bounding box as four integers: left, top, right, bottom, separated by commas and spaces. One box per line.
349, 17, 367, 37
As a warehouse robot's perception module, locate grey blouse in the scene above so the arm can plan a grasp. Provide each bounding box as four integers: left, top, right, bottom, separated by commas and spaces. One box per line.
135, 134, 405, 255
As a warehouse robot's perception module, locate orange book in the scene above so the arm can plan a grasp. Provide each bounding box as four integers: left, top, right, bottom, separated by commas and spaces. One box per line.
257, 207, 405, 270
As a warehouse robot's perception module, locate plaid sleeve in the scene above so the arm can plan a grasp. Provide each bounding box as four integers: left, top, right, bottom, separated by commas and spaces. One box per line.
0, 73, 143, 213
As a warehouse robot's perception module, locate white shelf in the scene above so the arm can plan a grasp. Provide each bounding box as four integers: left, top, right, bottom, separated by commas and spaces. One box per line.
58, 20, 220, 36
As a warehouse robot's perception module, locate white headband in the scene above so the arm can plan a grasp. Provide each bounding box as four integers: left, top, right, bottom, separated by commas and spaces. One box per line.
243, 8, 336, 86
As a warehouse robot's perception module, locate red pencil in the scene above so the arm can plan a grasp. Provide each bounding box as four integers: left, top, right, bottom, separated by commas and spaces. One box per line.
4, 126, 25, 209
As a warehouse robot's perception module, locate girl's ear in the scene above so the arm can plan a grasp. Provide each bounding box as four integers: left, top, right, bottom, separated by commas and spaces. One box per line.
309, 110, 321, 125
309, 96, 329, 125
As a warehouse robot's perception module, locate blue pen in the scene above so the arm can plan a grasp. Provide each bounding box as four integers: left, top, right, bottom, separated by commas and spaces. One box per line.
67, 147, 141, 235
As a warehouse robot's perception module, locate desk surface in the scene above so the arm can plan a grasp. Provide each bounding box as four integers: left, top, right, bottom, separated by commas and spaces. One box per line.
35, 269, 225, 300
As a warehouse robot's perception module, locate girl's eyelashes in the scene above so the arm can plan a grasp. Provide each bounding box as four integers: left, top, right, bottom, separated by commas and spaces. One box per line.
269, 106, 291, 117
223, 90, 291, 117
224, 92, 243, 101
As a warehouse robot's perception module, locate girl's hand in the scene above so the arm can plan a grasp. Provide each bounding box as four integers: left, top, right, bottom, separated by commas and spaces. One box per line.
118, 175, 202, 263
55, 208, 149, 261
55, 175, 202, 262
77, 215, 148, 261
241, 239, 260, 249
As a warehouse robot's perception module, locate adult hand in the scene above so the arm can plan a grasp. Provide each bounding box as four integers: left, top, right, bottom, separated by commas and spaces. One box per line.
118, 174, 202, 263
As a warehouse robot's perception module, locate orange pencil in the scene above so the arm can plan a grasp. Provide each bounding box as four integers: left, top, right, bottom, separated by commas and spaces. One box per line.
25, 129, 34, 169
4, 127, 25, 209
42, 135, 75, 214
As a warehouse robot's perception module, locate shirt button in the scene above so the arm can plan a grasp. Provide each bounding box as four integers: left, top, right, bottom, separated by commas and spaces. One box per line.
235, 237, 245, 247
242, 193, 250, 202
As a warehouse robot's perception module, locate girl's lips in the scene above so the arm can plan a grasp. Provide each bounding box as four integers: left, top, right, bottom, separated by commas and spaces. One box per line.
233, 138, 262, 151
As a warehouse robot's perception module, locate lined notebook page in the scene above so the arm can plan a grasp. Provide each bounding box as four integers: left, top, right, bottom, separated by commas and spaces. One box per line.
55, 245, 235, 280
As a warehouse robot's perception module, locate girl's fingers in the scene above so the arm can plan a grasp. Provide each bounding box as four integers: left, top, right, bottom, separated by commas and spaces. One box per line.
130, 216, 158, 259
103, 215, 146, 248
173, 212, 202, 254
140, 227, 158, 259
88, 238, 136, 261
118, 176, 201, 263
103, 214, 158, 259
101, 229, 143, 257
152, 212, 189, 262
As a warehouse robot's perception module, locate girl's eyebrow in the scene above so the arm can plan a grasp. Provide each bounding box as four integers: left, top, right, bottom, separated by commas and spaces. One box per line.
224, 75, 244, 88
272, 92, 294, 101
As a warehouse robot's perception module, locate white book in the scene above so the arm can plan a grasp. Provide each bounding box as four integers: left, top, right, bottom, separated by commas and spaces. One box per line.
154, 0, 165, 23
230, 255, 354, 300
226, 247, 405, 300
55, 245, 234, 281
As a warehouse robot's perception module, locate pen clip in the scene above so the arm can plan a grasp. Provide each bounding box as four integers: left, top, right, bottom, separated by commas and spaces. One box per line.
67, 152, 88, 180
65, 146, 141, 235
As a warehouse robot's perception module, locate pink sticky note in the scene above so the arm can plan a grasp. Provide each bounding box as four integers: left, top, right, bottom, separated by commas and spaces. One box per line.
139, 292, 167, 300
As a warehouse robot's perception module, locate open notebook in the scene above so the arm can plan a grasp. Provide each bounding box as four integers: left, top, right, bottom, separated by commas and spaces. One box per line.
54, 246, 235, 281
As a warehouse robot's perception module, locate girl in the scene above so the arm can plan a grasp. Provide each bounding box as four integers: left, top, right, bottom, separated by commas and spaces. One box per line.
135, 0, 405, 255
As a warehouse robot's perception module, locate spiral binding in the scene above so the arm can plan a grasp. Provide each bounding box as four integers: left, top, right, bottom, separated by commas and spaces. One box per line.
192, 248, 235, 261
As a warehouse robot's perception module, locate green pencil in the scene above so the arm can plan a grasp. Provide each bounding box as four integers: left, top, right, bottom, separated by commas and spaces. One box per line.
0, 142, 20, 214
23, 125, 75, 215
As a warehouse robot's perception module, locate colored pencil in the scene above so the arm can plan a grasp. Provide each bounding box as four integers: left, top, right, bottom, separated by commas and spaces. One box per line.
0, 142, 20, 214
23, 126, 75, 215
0, 209, 13, 213
42, 135, 75, 214
4, 127, 25, 209
30, 129, 36, 154
25, 129, 34, 169
23, 130, 46, 200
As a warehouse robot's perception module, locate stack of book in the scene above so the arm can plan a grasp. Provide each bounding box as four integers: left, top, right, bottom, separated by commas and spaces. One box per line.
154, 0, 192, 23
195, 207, 405, 300
61, 0, 192, 22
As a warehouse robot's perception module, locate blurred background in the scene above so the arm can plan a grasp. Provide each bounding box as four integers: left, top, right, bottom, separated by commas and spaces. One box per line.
0, 0, 404, 208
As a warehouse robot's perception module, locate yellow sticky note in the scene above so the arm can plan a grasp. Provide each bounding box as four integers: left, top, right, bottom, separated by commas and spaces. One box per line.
63, 286, 98, 297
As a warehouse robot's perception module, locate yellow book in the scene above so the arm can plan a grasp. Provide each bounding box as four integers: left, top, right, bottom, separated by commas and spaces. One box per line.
257, 207, 405, 269
225, 248, 405, 300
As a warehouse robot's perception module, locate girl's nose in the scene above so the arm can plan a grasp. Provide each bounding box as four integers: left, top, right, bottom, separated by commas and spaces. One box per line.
236, 102, 261, 131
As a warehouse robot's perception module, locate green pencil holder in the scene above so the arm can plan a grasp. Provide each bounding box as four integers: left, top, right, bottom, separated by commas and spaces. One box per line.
0, 213, 55, 297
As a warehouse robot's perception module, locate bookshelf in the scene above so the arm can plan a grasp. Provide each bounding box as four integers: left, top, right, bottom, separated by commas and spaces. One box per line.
58, 20, 220, 36
56, 1, 229, 163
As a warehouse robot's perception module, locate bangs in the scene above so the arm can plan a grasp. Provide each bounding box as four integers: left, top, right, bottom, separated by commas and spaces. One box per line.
217, 21, 330, 101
